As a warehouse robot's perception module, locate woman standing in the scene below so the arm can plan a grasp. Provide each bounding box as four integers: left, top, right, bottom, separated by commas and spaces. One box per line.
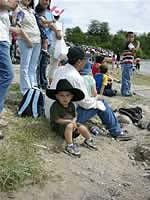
17, 0, 41, 95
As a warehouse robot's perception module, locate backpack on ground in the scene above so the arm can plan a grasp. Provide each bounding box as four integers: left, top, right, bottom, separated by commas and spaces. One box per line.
17, 87, 44, 118
118, 106, 142, 124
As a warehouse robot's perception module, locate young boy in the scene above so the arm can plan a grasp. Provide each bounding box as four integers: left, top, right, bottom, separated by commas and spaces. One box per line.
121, 31, 140, 96
94, 64, 117, 97
46, 79, 97, 157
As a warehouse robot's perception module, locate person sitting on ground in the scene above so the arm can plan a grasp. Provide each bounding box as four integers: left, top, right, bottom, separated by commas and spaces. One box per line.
46, 79, 97, 157
80, 61, 97, 97
46, 47, 132, 141
94, 64, 117, 97
92, 55, 105, 77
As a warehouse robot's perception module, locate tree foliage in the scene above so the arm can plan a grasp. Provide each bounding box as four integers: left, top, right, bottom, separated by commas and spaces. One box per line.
65, 20, 150, 58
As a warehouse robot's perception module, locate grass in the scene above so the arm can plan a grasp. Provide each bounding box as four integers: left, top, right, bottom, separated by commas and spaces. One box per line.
0, 84, 55, 192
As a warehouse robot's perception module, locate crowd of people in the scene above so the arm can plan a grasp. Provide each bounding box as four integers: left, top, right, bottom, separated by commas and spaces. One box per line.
0, 0, 140, 156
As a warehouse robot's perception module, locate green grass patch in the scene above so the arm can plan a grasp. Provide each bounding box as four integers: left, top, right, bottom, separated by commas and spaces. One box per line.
0, 116, 51, 192
10, 83, 20, 92
0, 84, 54, 192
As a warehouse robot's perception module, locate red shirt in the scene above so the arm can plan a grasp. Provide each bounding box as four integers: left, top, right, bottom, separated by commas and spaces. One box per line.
92, 63, 99, 76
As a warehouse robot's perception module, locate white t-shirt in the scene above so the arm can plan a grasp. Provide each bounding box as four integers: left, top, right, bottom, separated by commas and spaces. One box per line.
51, 20, 62, 48
0, 11, 10, 42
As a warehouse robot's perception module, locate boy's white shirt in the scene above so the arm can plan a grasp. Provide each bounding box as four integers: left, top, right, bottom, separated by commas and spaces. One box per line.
45, 63, 106, 119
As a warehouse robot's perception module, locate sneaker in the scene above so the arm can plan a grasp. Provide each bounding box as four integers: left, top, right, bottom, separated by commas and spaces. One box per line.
41, 49, 50, 58
114, 133, 133, 141
65, 144, 81, 156
0, 131, 4, 140
83, 139, 97, 150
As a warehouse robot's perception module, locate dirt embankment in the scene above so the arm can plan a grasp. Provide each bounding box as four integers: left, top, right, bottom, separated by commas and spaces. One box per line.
0, 66, 150, 200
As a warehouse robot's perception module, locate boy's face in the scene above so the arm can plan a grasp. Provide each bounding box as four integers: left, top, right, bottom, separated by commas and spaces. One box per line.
56, 91, 74, 108
127, 33, 135, 42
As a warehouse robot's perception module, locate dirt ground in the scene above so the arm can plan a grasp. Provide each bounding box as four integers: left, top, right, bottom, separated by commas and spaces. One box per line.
0, 65, 150, 200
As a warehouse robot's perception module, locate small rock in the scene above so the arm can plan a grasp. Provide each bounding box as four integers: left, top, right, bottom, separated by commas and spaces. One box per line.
117, 115, 132, 124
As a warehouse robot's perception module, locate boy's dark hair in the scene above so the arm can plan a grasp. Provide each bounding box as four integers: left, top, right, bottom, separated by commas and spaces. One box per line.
95, 55, 105, 64
126, 31, 134, 37
100, 64, 108, 74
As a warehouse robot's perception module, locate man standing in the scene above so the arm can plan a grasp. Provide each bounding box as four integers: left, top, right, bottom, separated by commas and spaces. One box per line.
0, 0, 17, 139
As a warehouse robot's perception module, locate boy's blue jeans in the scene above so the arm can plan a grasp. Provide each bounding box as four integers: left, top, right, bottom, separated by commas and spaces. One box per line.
0, 41, 14, 113
77, 100, 121, 137
121, 63, 133, 96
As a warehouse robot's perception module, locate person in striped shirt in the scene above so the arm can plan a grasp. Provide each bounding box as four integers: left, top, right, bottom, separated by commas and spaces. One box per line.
121, 32, 140, 96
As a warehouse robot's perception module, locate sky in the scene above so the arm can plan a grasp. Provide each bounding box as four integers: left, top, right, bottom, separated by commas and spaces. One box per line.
51, 0, 149, 34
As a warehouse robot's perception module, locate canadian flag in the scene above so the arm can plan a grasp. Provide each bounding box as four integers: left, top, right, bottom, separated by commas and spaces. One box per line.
50, 6, 64, 16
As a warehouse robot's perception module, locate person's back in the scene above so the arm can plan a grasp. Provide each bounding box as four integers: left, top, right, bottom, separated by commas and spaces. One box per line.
80, 62, 96, 97
92, 55, 105, 76
94, 73, 105, 94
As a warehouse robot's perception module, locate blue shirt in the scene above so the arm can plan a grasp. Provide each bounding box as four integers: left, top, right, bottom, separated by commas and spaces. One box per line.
45, 9, 53, 45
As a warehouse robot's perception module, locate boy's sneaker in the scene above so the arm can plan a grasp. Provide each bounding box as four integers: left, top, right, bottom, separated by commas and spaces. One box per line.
41, 49, 50, 58
83, 139, 97, 150
65, 144, 81, 157
114, 132, 133, 141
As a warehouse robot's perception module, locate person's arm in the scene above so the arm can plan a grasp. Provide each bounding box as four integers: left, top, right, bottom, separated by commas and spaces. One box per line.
9, 26, 21, 33
91, 86, 97, 97
20, 29, 32, 48
39, 16, 53, 28
0, 0, 17, 10
48, 23, 62, 40
55, 118, 73, 125
135, 40, 140, 51
99, 84, 105, 95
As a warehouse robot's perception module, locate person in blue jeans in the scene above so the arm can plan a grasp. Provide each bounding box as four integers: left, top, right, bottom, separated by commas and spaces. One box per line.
49, 47, 133, 141
0, 0, 19, 139
121, 32, 140, 96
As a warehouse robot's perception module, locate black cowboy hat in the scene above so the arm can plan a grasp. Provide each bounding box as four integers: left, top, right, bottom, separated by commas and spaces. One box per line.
46, 79, 85, 101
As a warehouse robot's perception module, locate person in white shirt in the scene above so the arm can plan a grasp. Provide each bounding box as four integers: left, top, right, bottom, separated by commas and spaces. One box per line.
0, 0, 20, 139
46, 47, 133, 141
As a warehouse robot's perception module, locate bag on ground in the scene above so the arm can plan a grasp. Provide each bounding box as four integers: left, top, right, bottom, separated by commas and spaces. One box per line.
118, 106, 142, 124
17, 87, 44, 118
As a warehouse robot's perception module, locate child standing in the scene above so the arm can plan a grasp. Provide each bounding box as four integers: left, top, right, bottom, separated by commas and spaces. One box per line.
46, 79, 97, 157
121, 31, 140, 96
112, 54, 116, 70
35, 4, 54, 58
